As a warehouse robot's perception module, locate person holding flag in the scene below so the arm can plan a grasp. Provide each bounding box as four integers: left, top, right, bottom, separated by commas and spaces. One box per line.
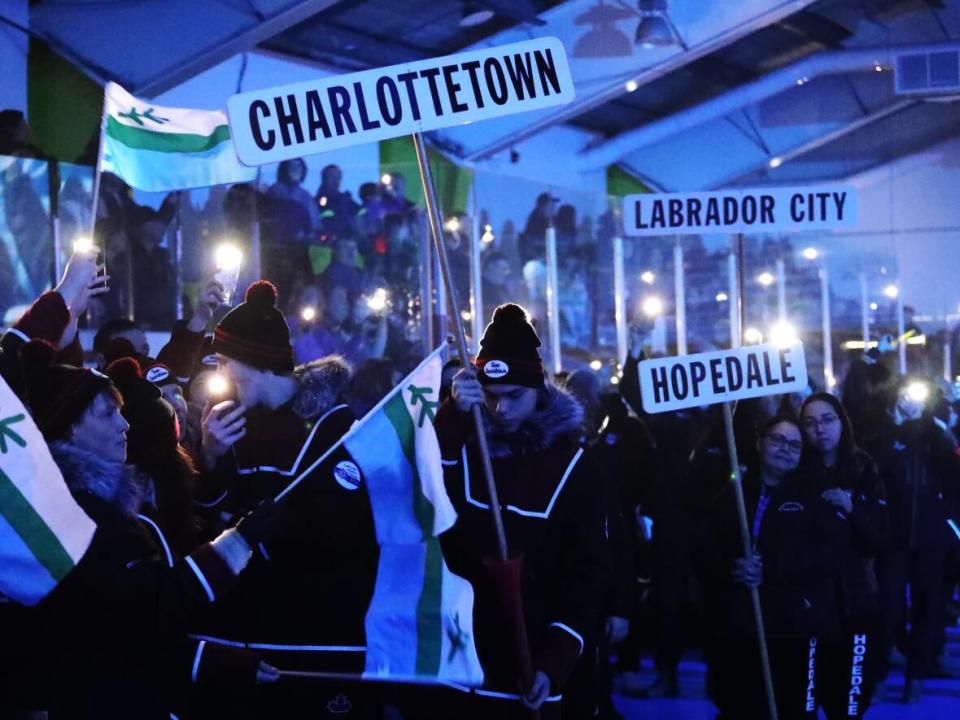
194, 279, 381, 716
439, 303, 610, 718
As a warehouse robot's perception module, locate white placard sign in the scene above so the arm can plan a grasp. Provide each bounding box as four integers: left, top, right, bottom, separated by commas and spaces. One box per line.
623, 186, 857, 236
227, 37, 575, 166
639, 343, 808, 414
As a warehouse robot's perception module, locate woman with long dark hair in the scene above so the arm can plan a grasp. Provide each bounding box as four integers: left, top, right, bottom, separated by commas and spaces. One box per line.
800, 392, 889, 718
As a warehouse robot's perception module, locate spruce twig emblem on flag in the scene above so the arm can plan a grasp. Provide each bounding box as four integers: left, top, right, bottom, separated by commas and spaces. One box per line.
0, 414, 27, 454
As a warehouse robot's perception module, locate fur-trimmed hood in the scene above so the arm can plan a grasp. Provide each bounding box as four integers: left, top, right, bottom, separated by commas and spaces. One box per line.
292, 355, 353, 420
48, 441, 154, 517
483, 384, 584, 459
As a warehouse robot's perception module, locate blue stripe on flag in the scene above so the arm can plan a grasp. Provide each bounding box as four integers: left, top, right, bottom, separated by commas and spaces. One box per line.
0, 512, 58, 606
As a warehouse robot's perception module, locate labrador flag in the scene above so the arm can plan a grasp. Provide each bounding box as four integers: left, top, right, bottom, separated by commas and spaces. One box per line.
0, 376, 95, 605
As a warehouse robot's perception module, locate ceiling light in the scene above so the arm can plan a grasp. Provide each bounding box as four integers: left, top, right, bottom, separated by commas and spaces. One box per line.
635, 0, 675, 48
625, 80, 639, 92
460, 3, 494, 27
769, 157, 783, 169
802, 247, 819, 260
641, 270, 655, 284
757, 271, 775, 287
883, 284, 899, 299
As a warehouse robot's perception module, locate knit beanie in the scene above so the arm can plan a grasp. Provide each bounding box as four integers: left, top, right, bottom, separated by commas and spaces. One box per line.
106, 358, 178, 456
20, 340, 114, 441
475, 303, 545, 389
212, 280, 293, 373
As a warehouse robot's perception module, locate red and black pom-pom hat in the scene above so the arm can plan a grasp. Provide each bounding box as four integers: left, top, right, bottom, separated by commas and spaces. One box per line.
475, 303, 545, 389
212, 280, 294, 373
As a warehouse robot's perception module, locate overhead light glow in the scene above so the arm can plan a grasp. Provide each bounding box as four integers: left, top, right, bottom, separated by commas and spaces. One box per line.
744, 327, 764, 344
715, 292, 728, 302
445, 217, 461, 233
769, 157, 783, 169
642, 295, 664, 318
757, 272, 775, 287
380, 173, 392, 185
590, 360, 603, 371
883, 284, 899, 299
460, 4, 494, 27
300, 306, 317, 323
802, 247, 819, 260
641, 270, 656, 284
769, 321, 798, 348
870, 302, 878, 311
625, 80, 639, 92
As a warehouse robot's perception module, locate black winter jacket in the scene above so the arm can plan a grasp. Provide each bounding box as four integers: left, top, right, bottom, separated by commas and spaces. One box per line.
436, 388, 610, 696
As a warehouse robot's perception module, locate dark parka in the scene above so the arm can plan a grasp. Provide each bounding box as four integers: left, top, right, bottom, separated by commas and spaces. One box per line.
194, 357, 380, 672
25, 442, 259, 720
435, 386, 610, 704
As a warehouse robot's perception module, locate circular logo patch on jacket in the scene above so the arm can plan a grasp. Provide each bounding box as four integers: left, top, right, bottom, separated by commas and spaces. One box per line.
483, 360, 510, 379
334, 461, 362, 491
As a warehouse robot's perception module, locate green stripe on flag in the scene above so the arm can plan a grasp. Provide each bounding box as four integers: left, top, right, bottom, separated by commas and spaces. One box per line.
383, 392, 443, 675
0, 467, 76, 581
383, 393, 435, 538
106, 116, 231, 153
415, 538, 444, 675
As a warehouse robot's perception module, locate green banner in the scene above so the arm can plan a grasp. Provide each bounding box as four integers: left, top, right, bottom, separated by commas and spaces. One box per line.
379, 138, 472, 216
606, 164, 651, 198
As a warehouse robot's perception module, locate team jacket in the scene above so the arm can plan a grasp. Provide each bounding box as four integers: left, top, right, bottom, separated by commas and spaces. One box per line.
801, 449, 889, 620
19, 442, 261, 720
192, 357, 379, 672
435, 388, 609, 699
689, 457, 847, 641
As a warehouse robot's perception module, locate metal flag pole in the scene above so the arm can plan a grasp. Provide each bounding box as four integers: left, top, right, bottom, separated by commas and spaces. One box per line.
469, 182, 484, 353
728, 246, 741, 347
775, 257, 787, 322
820, 267, 834, 393
726, 233, 779, 720
613, 235, 628, 368
544, 224, 562, 375
860, 273, 870, 347
897, 284, 907, 374
411, 133, 506, 560
412, 132, 540, 717
674, 239, 687, 355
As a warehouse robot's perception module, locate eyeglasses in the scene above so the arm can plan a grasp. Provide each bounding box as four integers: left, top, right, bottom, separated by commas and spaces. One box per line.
765, 433, 803, 453
803, 415, 838, 431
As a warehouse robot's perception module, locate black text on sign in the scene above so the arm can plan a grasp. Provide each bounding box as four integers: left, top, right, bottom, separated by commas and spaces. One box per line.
639, 343, 809, 414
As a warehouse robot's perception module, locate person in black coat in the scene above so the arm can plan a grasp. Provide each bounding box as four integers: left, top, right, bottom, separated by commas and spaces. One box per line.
690, 411, 846, 720
800, 392, 889, 717
437, 304, 609, 720
869, 379, 960, 701
12, 341, 278, 720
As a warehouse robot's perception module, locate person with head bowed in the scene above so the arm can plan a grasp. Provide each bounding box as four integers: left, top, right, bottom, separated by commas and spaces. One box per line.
433, 303, 609, 719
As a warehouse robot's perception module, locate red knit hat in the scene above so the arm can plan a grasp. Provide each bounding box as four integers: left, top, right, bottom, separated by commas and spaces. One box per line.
20, 341, 115, 441
212, 281, 293, 372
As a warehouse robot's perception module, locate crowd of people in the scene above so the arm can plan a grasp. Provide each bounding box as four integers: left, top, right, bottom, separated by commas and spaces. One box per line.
1, 119, 959, 720
0, 229, 958, 719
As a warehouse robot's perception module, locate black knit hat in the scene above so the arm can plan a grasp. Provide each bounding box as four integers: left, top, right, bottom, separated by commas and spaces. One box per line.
106, 358, 178, 455
20, 341, 115, 441
475, 303, 545, 389
212, 280, 293, 372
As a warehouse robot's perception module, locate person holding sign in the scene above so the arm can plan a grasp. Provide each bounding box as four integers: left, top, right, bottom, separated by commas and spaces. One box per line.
799, 393, 888, 717
437, 304, 608, 718
689, 411, 848, 720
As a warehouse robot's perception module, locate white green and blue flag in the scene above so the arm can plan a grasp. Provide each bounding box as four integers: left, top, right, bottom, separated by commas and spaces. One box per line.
343, 345, 484, 686
0, 377, 96, 606
100, 82, 256, 192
